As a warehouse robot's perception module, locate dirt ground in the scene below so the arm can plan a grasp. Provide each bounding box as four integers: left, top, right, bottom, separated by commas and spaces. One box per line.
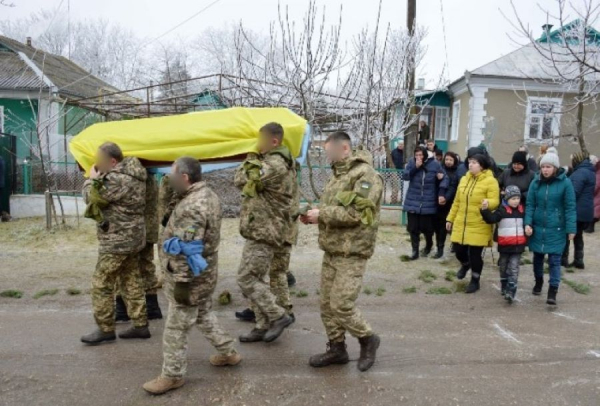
1, 216, 600, 406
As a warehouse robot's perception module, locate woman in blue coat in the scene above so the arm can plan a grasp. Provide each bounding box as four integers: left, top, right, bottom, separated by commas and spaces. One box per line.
403, 146, 448, 260
562, 152, 596, 269
525, 153, 576, 305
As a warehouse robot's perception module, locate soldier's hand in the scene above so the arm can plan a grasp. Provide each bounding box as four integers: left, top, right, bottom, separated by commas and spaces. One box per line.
299, 215, 309, 225
90, 165, 101, 180
174, 282, 192, 306
306, 209, 320, 224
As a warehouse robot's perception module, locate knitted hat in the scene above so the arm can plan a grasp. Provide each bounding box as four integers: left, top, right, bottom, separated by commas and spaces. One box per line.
470, 153, 491, 170
511, 151, 528, 166
547, 146, 558, 155
540, 152, 560, 168
504, 185, 521, 200
571, 151, 589, 168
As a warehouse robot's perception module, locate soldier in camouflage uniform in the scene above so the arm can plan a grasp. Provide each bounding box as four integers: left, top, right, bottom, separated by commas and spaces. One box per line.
300, 132, 383, 372
234, 122, 296, 343
80, 142, 151, 345
116, 174, 163, 322
143, 157, 241, 396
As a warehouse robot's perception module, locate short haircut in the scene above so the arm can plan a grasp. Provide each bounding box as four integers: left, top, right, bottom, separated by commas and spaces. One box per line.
325, 131, 352, 146
426, 139, 435, 144
174, 157, 202, 184
99, 142, 123, 162
260, 122, 284, 142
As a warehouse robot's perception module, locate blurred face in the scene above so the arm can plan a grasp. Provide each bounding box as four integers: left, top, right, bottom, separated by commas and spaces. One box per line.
325, 140, 350, 163
512, 162, 524, 173
519, 146, 526, 152
397, 142, 404, 150
414, 150, 424, 161
169, 163, 190, 194
468, 159, 482, 174
426, 142, 434, 151
95, 150, 118, 173
540, 163, 556, 178
507, 196, 521, 208
257, 131, 280, 154
444, 155, 455, 168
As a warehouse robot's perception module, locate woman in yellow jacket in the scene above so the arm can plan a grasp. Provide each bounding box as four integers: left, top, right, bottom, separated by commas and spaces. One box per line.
446, 154, 500, 293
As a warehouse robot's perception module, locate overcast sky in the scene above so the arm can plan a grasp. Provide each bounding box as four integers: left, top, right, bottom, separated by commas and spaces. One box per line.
2, 0, 580, 86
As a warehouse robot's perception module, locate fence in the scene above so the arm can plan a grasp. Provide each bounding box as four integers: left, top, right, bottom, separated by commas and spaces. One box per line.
15, 161, 85, 195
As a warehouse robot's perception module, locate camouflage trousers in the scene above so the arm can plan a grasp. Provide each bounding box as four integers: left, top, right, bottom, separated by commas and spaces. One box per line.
237, 240, 285, 330
320, 253, 372, 343
92, 252, 147, 332
161, 271, 236, 379
139, 243, 160, 294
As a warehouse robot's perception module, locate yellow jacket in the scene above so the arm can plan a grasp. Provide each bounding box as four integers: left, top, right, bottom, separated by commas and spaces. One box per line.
447, 169, 500, 247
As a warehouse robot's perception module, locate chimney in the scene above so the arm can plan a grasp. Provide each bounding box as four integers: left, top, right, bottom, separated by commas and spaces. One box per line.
542, 24, 553, 34
417, 78, 425, 90
26, 37, 32, 47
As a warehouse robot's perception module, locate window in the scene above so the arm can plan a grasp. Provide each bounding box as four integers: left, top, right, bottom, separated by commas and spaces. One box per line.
0, 106, 4, 135
525, 97, 562, 141
434, 107, 449, 140
450, 101, 460, 141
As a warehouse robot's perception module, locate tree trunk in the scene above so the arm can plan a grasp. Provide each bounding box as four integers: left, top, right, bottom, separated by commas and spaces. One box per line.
576, 74, 589, 155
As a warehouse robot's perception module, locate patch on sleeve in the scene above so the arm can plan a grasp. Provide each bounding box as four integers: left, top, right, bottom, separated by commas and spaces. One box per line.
358, 181, 372, 198
183, 226, 198, 241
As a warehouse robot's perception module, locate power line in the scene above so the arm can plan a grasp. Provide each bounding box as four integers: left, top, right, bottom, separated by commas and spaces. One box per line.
439, 0, 451, 83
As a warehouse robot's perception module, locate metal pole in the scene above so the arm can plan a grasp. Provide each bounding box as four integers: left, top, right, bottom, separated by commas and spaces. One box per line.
45, 190, 52, 230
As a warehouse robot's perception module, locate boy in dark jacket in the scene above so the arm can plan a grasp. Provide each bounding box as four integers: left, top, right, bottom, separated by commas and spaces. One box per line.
481, 185, 526, 303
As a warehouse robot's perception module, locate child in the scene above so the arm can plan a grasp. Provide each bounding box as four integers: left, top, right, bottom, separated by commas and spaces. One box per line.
480, 185, 526, 303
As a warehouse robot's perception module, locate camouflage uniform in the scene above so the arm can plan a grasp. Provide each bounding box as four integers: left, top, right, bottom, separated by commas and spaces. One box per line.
317, 151, 383, 343
139, 175, 160, 294
160, 181, 236, 379
82, 157, 148, 332
234, 146, 296, 328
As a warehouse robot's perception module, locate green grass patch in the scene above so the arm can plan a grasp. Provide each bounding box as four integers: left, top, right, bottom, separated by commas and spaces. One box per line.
445, 270, 457, 281
400, 255, 411, 262
402, 286, 417, 293
363, 287, 373, 295
544, 266, 549, 274
454, 280, 468, 293
565, 267, 575, 274
66, 287, 82, 296
375, 287, 386, 297
296, 290, 309, 298
426, 286, 452, 295
0, 289, 23, 299
418, 270, 437, 283
33, 289, 59, 299
563, 279, 591, 295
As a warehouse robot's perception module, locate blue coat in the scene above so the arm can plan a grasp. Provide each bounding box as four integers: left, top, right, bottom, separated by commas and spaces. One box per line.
403, 157, 448, 215
525, 169, 577, 255
569, 159, 596, 223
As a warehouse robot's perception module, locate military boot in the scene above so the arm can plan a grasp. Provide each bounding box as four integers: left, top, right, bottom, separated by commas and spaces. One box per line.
146, 294, 163, 320
287, 272, 297, 287
235, 308, 256, 322
143, 376, 185, 395
309, 340, 350, 368
81, 329, 116, 345
357, 334, 381, 372
115, 296, 130, 323
239, 328, 266, 343
264, 314, 294, 343
118, 325, 151, 339
209, 351, 242, 367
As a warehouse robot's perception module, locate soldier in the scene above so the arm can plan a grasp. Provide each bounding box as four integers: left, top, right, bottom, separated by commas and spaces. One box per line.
234, 122, 295, 343
300, 131, 383, 372
115, 173, 163, 322
143, 157, 241, 395
81, 142, 151, 345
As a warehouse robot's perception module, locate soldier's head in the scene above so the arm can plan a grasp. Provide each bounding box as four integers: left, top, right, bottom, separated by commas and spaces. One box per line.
96, 142, 123, 173
324, 131, 352, 163
171, 157, 202, 194
258, 122, 284, 154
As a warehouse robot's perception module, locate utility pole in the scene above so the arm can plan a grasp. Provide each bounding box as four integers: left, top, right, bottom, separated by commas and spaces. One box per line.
404, 0, 418, 159
407, 0, 416, 93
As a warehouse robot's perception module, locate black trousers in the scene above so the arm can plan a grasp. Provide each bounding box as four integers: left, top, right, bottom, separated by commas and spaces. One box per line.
563, 221, 590, 260
454, 244, 484, 279
434, 205, 451, 248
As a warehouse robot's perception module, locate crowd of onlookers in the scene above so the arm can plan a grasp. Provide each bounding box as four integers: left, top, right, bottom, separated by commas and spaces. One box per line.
395, 139, 599, 306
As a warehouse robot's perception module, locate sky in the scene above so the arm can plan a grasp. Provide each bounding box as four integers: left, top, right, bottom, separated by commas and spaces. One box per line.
1, 0, 581, 87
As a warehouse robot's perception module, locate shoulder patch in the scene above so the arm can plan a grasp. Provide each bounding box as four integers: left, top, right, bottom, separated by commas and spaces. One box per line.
358, 181, 372, 198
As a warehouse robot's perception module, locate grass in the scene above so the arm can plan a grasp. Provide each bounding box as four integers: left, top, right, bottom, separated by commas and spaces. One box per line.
454, 280, 468, 293
0, 289, 23, 298
521, 258, 533, 265
375, 287, 386, 297
563, 278, 591, 295
218, 290, 232, 305
444, 270, 457, 282
418, 270, 437, 284
400, 255, 411, 262
363, 287, 373, 295
296, 290, 309, 298
426, 286, 452, 295
565, 267, 576, 274
402, 286, 417, 294
33, 288, 59, 299
66, 287, 82, 296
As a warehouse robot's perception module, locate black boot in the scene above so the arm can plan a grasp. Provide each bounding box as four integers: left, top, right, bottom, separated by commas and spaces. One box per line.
81, 329, 116, 345
431, 246, 444, 259
456, 263, 470, 280
309, 340, 350, 368
465, 277, 480, 294
420, 244, 433, 258
118, 325, 151, 339
408, 234, 419, 261
287, 272, 296, 287
561, 248, 569, 267
357, 334, 381, 372
546, 286, 558, 305
146, 294, 163, 320
235, 308, 256, 322
263, 314, 294, 343
570, 251, 585, 269
239, 328, 266, 343
532, 277, 543, 295
115, 296, 130, 323
500, 279, 508, 296
505, 282, 517, 303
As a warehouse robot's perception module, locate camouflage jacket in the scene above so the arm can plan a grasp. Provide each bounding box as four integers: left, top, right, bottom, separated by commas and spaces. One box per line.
145, 175, 159, 244
286, 162, 301, 246
234, 146, 295, 247
318, 151, 383, 259
158, 175, 181, 226
161, 181, 222, 284
83, 157, 147, 254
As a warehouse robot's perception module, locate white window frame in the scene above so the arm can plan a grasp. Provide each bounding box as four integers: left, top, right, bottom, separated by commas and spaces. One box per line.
524, 96, 562, 143
450, 100, 460, 141
0, 106, 4, 135
434, 107, 449, 141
